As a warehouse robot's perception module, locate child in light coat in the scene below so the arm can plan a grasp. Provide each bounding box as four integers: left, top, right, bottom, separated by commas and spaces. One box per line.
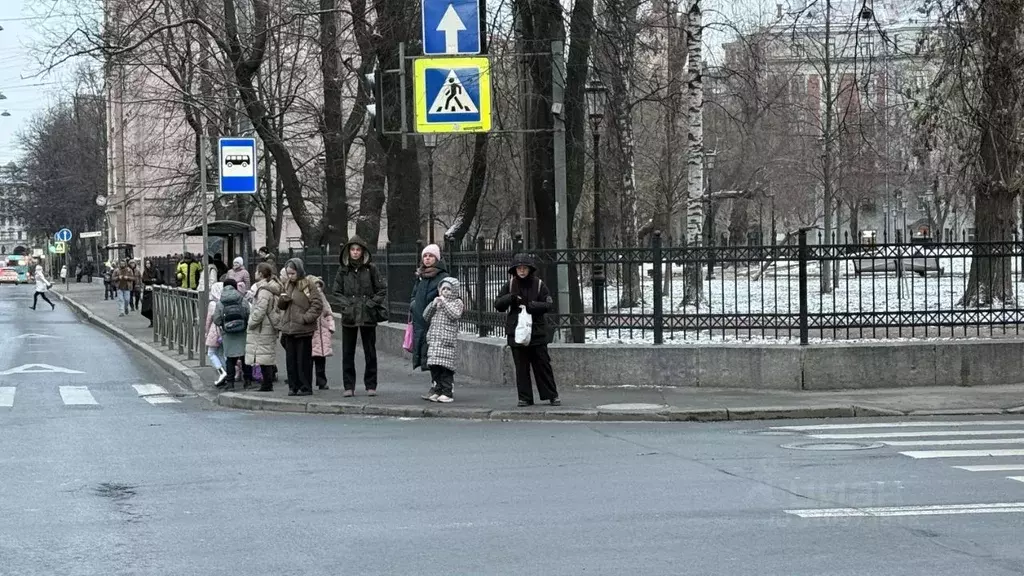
422, 277, 464, 403
312, 277, 336, 390
204, 281, 228, 385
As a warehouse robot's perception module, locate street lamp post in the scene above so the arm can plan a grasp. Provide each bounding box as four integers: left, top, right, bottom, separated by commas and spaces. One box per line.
585, 78, 608, 316
704, 150, 717, 280
423, 134, 438, 244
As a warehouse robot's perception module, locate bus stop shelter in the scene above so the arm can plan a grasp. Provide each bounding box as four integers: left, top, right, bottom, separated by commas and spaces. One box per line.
179, 220, 255, 265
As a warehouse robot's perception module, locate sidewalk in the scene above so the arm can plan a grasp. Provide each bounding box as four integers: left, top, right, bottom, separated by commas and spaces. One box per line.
54, 283, 1024, 422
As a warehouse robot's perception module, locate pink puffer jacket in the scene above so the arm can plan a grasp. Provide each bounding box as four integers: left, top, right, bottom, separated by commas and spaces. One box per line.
312, 289, 335, 357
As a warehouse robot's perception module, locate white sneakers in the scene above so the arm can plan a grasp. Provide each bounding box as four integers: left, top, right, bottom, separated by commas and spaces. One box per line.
422, 392, 454, 403
214, 368, 227, 386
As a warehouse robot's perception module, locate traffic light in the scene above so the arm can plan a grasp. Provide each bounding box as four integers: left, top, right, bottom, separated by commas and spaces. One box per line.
363, 69, 383, 134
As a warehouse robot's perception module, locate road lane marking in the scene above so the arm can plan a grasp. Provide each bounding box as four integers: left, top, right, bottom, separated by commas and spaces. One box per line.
954, 464, 1024, 472
883, 438, 1024, 447
132, 384, 180, 404
899, 449, 1024, 459
0, 387, 15, 407
59, 386, 98, 406
785, 502, 1024, 518
809, 429, 1024, 439
772, 420, 1024, 432
0, 363, 84, 375
1009, 477, 1024, 484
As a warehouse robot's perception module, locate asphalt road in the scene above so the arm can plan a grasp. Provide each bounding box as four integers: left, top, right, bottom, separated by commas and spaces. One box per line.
2, 285, 1024, 575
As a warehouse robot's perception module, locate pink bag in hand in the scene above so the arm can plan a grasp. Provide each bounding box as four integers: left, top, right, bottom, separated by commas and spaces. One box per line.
402, 317, 414, 352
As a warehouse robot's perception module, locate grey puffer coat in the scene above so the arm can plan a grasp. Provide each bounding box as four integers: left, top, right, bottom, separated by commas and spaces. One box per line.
246, 277, 282, 365
213, 286, 250, 358
422, 277, 464, 371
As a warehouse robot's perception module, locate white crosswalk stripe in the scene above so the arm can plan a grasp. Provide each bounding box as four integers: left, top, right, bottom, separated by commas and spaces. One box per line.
771, 419, 1024, 489
132, 384, 180, 404
0, 387, 15, 407
59, 386, 98, 405
0, 385, 183, 409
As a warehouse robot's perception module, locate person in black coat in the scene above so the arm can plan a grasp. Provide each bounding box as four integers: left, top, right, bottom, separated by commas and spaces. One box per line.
493, 253, 560, 407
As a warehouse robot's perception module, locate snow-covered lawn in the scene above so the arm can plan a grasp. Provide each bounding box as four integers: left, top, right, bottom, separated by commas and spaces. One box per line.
449, 248, 1024, 344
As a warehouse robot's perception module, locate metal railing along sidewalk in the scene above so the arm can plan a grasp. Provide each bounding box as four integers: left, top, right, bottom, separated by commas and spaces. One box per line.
152, 286, 205, 366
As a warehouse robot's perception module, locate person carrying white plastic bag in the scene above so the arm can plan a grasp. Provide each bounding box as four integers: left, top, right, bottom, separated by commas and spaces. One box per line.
493, 253, 560, 407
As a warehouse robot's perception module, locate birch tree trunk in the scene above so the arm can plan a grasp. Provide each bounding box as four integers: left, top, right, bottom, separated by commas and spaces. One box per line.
661, 0, 685, 294
680, 0, 704, 306
604, 0, 642, 308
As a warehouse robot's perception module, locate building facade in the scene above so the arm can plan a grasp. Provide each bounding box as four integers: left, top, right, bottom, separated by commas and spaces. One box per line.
721, 0, 973, 242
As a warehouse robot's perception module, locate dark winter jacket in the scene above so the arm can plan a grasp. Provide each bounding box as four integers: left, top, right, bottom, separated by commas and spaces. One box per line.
493, 253, 552, 347
410, 260, 450, 371
276, 258, 324, 337
332, 236, 388, 327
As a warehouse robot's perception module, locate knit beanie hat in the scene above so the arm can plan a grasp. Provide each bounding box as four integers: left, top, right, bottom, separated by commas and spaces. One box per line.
421, 244, 442, 262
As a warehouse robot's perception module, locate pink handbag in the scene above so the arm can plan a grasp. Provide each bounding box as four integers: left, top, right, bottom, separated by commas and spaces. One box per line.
402, 317, 414, 352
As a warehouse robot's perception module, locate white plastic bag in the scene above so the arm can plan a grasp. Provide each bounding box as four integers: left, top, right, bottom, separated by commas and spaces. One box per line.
514, 306, 533, 345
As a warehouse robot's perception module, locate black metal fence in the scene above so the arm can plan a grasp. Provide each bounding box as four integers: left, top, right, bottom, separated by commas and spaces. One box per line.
142, 229, 1024, 345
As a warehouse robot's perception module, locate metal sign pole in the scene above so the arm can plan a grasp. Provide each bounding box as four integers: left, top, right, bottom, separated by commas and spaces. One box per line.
198, 128, 209, 368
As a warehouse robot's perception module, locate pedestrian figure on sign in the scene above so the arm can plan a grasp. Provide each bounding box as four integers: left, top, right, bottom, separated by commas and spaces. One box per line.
443, 78, 467, 112
31, 265, 55, 311
421, 277, 464, 403
494, 253, 560, 407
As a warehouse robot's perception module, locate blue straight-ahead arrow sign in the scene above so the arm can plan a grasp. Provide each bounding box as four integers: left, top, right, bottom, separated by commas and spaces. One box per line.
422, 0, 481, 55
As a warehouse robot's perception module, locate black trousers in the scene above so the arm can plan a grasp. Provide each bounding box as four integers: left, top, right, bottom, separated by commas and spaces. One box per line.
283, 334, 314, 393
225, 357, 252, 383
131, 289, 141, 310
341, 325, 378, 391
511, 345, 558, 403
33, 292, 53, 309
313, 356, 328, 389
429, 365, 455, 397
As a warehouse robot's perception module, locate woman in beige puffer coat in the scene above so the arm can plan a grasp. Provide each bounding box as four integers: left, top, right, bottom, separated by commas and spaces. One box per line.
245, 262, 282, 392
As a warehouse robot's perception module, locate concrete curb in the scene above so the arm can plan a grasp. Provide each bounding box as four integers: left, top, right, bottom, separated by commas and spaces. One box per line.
214, 392, 1023, 423
52, 291, 1024, 424
53, 291, 215, 402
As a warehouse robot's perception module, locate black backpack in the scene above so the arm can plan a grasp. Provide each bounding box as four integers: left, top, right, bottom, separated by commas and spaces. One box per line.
220, 300, 248, 333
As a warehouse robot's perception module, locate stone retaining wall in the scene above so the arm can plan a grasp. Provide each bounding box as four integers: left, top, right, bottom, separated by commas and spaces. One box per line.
364, 321, 1024, 390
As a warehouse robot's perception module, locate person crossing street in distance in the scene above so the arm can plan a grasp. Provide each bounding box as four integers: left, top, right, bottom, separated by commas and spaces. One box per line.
493, 253, 560, 407
30, 265, 54, 311
421, 276, 464, 403
332, 236, 387, 397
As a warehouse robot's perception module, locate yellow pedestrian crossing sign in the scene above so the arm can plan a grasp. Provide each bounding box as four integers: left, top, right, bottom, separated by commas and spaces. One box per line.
54, 241, 66, 254
414, 57, 491, 133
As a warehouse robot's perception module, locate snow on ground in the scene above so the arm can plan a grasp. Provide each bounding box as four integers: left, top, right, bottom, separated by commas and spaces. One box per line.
453, 248, 1024, 343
